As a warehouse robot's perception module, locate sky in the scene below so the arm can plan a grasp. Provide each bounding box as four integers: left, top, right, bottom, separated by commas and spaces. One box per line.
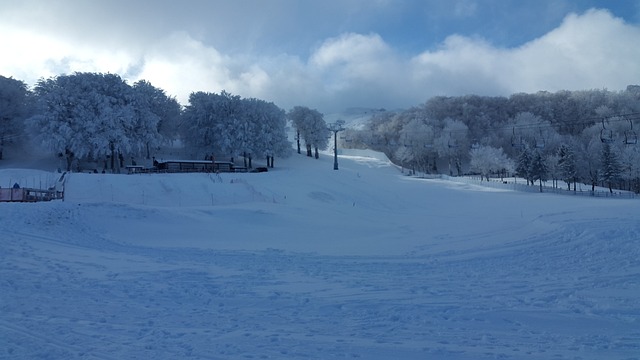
1, 0, 640, 114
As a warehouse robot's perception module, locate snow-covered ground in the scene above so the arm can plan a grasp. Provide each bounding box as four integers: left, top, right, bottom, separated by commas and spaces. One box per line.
1, 149, 639, 359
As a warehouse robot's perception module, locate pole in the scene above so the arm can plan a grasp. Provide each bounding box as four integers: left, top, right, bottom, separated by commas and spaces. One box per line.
333, 130, 339, 170
327, 120, 345, 170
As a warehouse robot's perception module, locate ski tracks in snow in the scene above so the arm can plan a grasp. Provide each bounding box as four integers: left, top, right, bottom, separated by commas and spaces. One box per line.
1, 206, 639, 359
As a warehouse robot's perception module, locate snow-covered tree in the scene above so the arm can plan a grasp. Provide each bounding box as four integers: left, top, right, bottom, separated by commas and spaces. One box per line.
182, 91, 239, 157
469, 145, 514, 181
618, 144, 640, 193
545, 153, 560, 189
601, 142, 621, 193
515, 147, 533, 185
287, 106, 329, 158
434, 118, 469, 175
557, 143, 578, 191
398, 117, 436, 174
133, 80, 181, 157
0, 75, 31, 159
530, 150, 548, 192
243, 97, 291, 167
182, 91, 290, 167
27, 72, 144, 171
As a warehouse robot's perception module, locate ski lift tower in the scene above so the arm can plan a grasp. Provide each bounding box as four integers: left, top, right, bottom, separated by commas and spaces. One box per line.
328, 120, 346, 170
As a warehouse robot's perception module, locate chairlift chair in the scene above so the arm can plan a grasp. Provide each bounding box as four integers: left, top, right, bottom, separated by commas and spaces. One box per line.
600, 119, 615, 144
624, 119, 637, 145
511, 128, 524, 148
447, 132, 458, 148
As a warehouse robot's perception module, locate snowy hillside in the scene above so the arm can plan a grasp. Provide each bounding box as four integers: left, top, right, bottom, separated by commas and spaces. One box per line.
324, 107, 387, 129
1, 149, 639, 359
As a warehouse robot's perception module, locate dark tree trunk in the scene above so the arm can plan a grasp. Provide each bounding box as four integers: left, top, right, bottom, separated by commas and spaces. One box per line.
306, 144, 312, 157
314, 147, 319, 159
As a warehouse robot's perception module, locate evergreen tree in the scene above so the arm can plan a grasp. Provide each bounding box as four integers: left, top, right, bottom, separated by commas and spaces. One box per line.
601, 142, 621, 193
557, 144, 577, 191
515, 147, 533, 185
530, 150, 548, 192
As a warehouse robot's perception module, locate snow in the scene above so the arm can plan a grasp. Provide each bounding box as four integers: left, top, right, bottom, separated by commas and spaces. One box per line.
1, 149, 639, 359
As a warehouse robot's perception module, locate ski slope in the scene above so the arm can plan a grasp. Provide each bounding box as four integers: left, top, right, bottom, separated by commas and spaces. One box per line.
1, 149, 639, 359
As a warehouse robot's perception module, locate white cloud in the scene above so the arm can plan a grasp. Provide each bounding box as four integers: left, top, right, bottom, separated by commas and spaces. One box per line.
508, 9, 640, 92
410, 9, 640, 97
0, 6, 638, 114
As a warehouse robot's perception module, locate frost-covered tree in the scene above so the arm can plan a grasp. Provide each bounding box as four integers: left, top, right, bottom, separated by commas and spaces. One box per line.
243, 97, 291, 167
577, 125, 604, 192
287, 106, 329, 158
398, 117, 436, 174
545, 153, 560, 189
618, 145, 640, 193
182, 91, 290, 167
182, 91, 239, 157
515, 147, 533, 185
27, 72, 145, 172
601, 142, 621, 193
469, 145, 514, 181
0, 75, 31, 159
434, 118, 469, 175
557, 143, 578, 191
530, 150, 548, 192
133, 80, 181, 157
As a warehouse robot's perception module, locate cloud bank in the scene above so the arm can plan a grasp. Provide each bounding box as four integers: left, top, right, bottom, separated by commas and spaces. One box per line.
0, 6, 638, 114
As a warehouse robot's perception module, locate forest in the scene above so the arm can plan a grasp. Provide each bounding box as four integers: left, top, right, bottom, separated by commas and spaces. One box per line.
0, 73, 291, 173
342, 86, 640, 193
1, 72, 639, 193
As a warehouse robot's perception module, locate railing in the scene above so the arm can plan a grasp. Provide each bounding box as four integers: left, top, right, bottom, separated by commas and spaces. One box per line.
0, 188, 64, 202
415, 173, 638, 199
0, 172, 66, 203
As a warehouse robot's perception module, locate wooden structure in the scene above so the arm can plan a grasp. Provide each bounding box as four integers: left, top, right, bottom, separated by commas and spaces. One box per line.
154, 160, 244, 173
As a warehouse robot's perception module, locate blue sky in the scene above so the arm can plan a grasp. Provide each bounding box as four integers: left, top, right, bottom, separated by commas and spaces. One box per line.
1, 0, 639, 113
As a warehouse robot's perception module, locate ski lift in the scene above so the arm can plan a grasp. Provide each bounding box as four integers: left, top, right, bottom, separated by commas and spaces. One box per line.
600, 119, 615, 144
447, 132, 458, 148
624, 119, 637, 145
511, 128, 524, 148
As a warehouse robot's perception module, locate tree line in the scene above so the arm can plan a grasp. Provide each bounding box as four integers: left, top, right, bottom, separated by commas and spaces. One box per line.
2, 72, 638, 192
344, 87, 640, 193
0, 73, 294, 172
